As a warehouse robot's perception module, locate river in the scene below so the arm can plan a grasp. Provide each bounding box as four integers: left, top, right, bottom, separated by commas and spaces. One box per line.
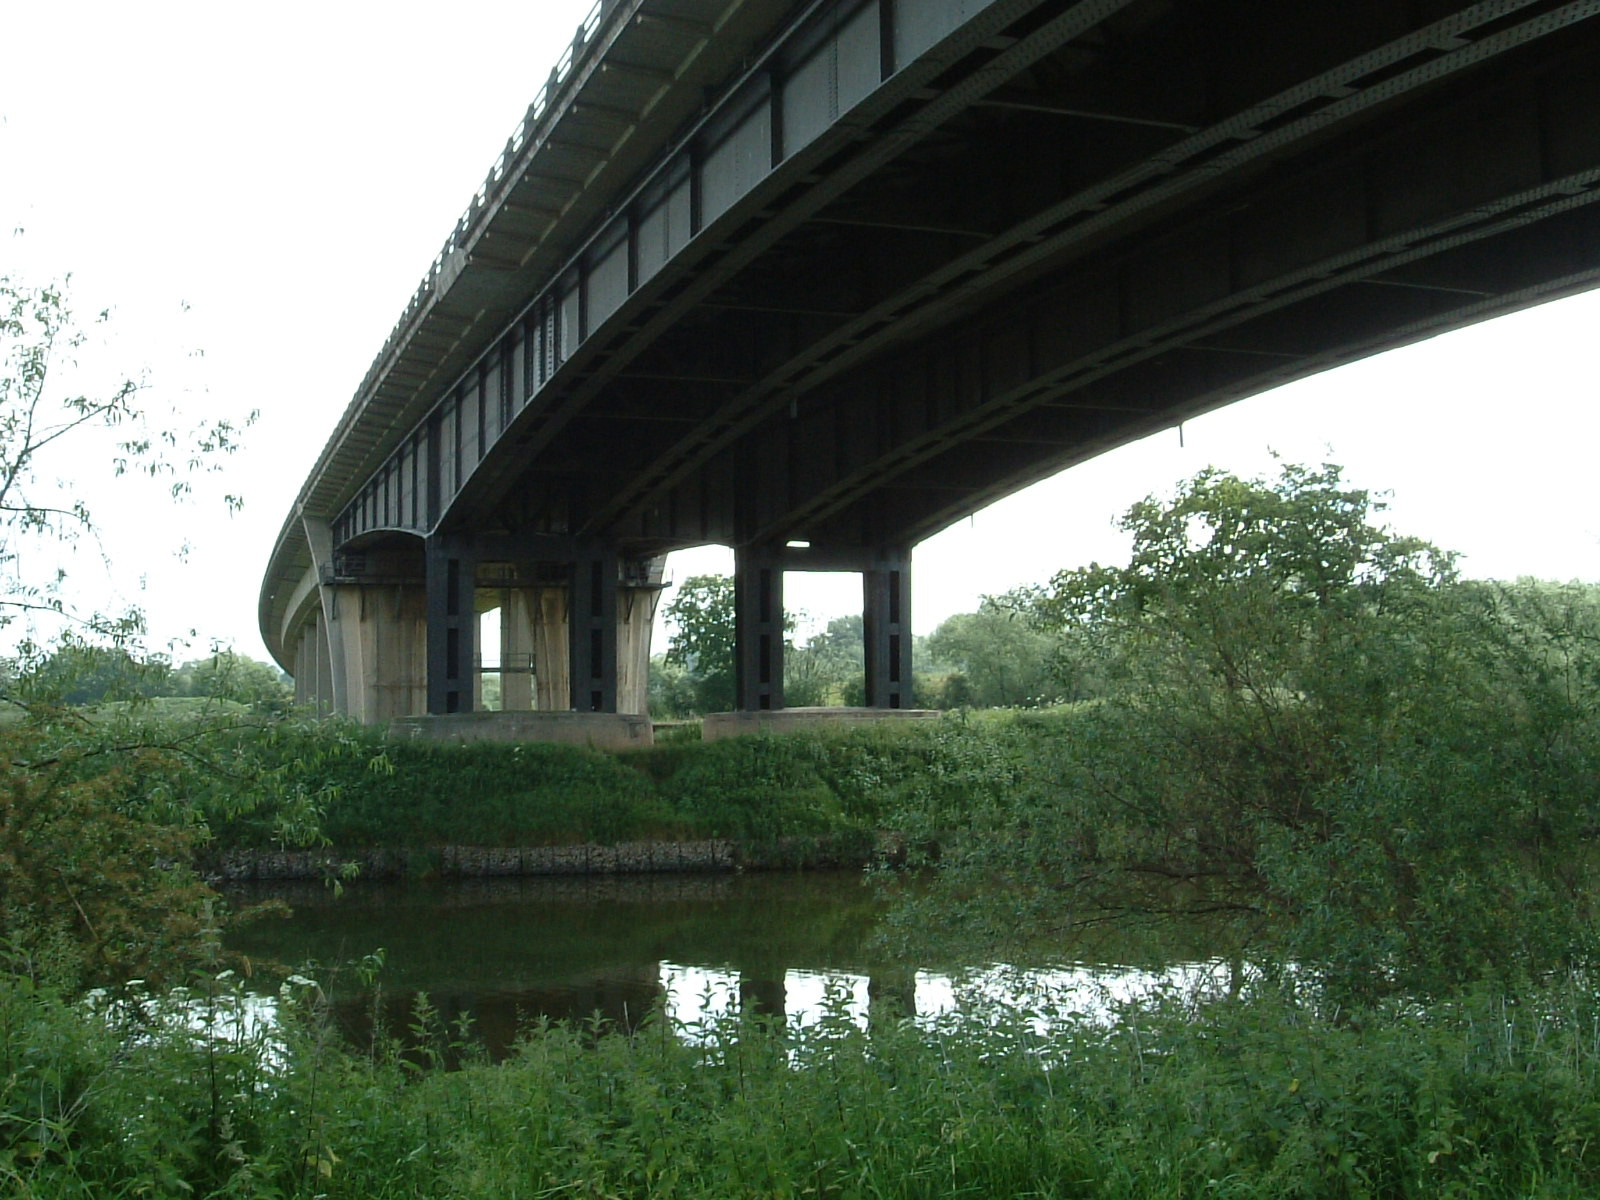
224, 869, 1236, 1059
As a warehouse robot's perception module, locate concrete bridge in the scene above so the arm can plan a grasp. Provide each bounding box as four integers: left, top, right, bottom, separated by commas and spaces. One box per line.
260, 0, 1600, 734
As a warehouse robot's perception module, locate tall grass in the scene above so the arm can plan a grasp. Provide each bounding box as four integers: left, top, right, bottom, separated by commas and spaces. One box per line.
5, 970, 1600, 1197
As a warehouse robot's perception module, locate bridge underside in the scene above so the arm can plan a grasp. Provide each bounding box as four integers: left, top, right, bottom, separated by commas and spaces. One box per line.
266, 0, 1600, 725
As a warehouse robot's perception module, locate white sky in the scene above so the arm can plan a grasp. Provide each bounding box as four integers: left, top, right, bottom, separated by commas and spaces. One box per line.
4, 1, 1599, 664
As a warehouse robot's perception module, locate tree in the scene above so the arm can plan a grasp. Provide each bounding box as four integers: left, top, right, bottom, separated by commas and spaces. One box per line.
0, 275, 249, 642
662, 574, 738, 714
647, 654, 701, 719
9, 637, 172, 705
786, 614, 864, 707
170, 651, 292, 711
924, 601, 1064, 708
894, 462, 1600, 1004
663, 575, 869, 711
0, 276, 259, 989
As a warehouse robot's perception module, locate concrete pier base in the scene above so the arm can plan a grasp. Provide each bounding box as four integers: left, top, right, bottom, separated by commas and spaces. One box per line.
701, 706, 942, 742
390, 711, 654, 749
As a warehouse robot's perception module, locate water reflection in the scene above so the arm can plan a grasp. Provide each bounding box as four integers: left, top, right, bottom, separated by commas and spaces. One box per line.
224, 872, 1227, 1059
660, 960, 1240, 1043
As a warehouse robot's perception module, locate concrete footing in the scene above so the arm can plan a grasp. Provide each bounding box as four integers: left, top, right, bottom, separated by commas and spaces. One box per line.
390, 711, 654, 749
701, 706, 942, 741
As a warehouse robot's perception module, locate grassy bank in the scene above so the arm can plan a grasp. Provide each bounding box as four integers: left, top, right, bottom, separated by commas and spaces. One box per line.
7, 969, 1600, 1198
189, 712, 1050, 862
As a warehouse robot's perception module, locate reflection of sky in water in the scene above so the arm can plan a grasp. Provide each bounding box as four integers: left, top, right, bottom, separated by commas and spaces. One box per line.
94, 981, 290, 1068
783, 969, 872, 1028
661, 963, 739, 1033
660, 959, 1239, 1039
181, 961, 1246, 1061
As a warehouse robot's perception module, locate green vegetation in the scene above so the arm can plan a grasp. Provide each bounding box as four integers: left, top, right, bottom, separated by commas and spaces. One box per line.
196, 717, 943, 854
0, 276, 269, 993
6, 970, 1600, 1197
923, 599, 1070, 707
884, 462, 1600, 1006
7, 640, 291, 710
5, 314, 1600, 1200
658, 573, 741, 714
656, 575, 1004, 713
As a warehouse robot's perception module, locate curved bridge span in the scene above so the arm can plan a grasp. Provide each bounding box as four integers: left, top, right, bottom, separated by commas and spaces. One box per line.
261, 0, 1600, 724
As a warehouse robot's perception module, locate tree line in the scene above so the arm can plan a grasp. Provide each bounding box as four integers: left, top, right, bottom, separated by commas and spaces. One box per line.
4, 640, 291, 709
652, 576, 1073, 715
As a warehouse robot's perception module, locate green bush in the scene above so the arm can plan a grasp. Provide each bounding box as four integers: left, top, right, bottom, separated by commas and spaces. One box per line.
885, 464, 1600, 1005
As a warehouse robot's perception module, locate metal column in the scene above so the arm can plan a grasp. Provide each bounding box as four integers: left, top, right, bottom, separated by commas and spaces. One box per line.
569, 550, 619, 712
425, 535, 478, 714
863, 550, 912, 709
735, 548, 784, 711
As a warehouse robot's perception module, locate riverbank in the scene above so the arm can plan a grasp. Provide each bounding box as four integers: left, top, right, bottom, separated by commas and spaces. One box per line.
194, 710, 1029, 869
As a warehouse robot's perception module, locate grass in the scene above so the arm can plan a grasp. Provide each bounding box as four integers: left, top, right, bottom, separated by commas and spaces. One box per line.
6, 970, 1600, 1197
194, 713, 1026, 858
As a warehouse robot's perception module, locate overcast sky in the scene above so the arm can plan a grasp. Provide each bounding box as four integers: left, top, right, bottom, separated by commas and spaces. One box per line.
4, 1, 1599, 664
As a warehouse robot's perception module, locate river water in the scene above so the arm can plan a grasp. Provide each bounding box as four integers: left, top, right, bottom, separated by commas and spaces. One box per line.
224, 870, 1229, 1058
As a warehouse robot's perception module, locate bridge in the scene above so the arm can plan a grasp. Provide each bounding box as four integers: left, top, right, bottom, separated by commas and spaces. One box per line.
259, 0, 1600, 735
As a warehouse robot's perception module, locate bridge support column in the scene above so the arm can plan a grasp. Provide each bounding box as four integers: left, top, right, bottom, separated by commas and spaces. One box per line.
735, 549, 784, 711
292, 612, 334, 714
426, 535, 478, 714
570, 551, 619, 713
618, 583, 658, 716
864, 550, 912, 709
491, 585, 577, 711
498, 588, 536, 711
330, 584, 428, 722
533, 586, 571, 710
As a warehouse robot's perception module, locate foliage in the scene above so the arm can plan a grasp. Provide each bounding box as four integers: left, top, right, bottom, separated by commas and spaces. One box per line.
0, 275, 275, 992
6, 966, 1600, 1197
199, 719, 971, 856
0, 732, 213, 989
647, 654, 701, 720
0, 274, 251, 641
923, 599, 1067, 707
168, 651, 292, 712
785, 613, 866, 707
665, 574, 875, 714
3, 641, 291, 711
662, 574, 739, 713
889, 462, 1600, 1005
0, 703, 355, 990
4, 635, 172, 705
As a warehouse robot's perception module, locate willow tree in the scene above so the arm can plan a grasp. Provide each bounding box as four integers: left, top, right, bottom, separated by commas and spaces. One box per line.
0, 274, 257, 988
0, 275, 249, 644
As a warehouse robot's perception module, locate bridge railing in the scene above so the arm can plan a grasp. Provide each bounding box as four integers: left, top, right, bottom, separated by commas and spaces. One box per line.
351, 0, 619, 425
